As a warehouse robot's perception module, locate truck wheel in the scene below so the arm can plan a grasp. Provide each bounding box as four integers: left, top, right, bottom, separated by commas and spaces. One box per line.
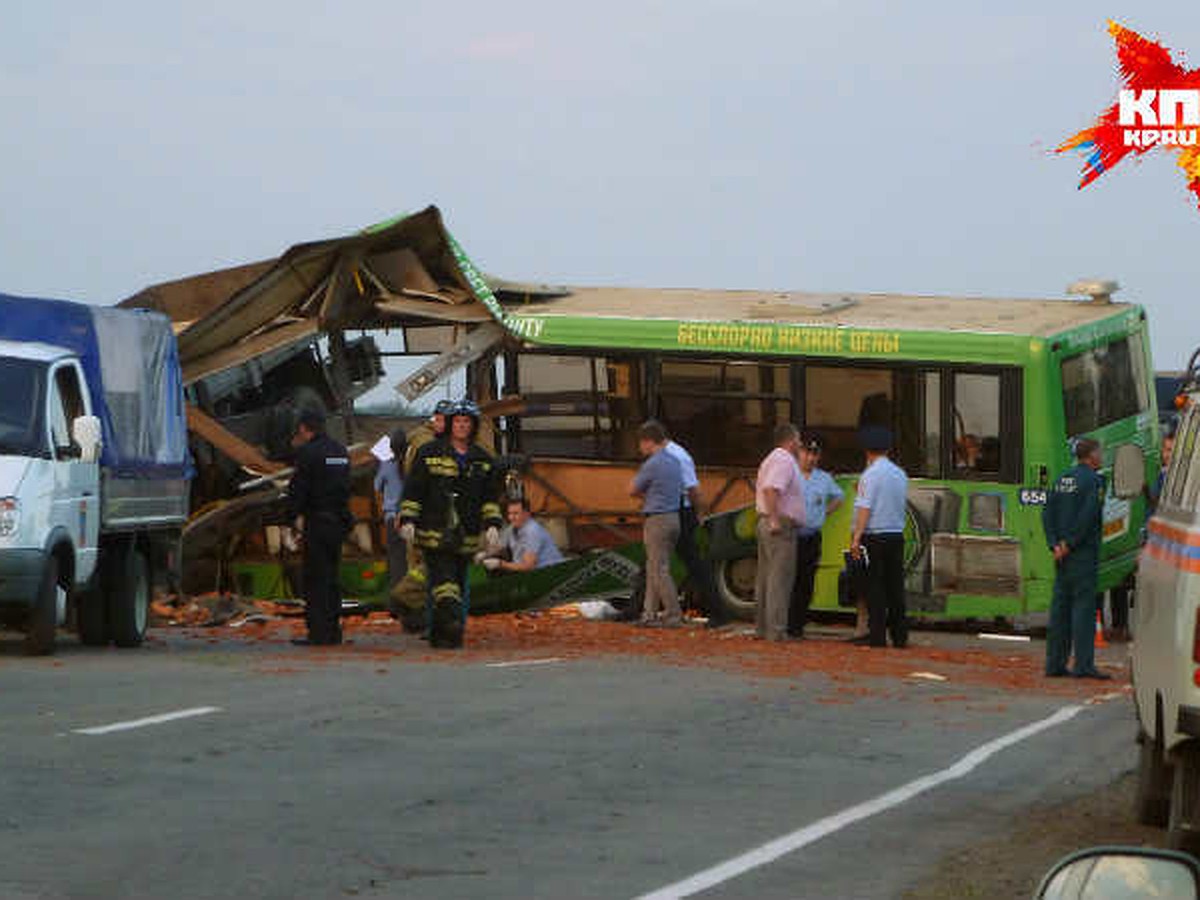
109, 545, 150, 648
77, 587, 109, 646
23, 556, 58, 656
1168, 743, 1200, 853
714, 555, 757, 622
1135, 734, 1172, 826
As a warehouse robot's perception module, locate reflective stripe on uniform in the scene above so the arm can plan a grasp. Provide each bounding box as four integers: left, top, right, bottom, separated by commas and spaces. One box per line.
425, 457, 460, 477
432, 582, 461, 601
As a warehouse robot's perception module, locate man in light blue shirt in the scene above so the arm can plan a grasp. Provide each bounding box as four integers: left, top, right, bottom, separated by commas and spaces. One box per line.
850, 426, 909, 648
630, 420, 684, 626
372, 428, 407, 592
789, 431, 844, 638
484, 497, 565, 573
664, 438, 725, 626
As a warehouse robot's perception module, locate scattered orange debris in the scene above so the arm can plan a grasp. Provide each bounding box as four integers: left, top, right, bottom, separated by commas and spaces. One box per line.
164, 609, 1127, 701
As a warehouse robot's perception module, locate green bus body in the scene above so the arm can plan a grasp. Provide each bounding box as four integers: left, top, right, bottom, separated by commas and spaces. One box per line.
448, 243, 1159, 621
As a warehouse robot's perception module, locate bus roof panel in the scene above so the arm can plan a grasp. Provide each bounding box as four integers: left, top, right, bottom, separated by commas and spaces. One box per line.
493, 284, 1137, 339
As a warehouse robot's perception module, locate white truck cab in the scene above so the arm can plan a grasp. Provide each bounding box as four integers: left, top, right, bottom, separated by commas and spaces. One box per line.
0, 294, 191, 657
0, 340, 104, 652
1133, 377, 1200, 852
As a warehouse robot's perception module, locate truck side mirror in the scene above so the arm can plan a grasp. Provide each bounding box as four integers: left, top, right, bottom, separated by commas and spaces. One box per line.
1111, 444, 1145, 500
72, 416, 103, 464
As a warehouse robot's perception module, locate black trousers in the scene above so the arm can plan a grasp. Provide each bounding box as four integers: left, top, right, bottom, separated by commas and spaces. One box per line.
303, 515, 345, 644
384, 515, 407, 594
425, 551, 469, 648
1108, 584, 1130, 631
788, 531, 822, 636
865, 533, 907, 648
677, 506, 722, 620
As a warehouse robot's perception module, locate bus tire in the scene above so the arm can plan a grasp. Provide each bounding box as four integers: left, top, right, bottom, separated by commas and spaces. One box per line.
24, 556, 58, 656
1168, 742, 1200, 853
109, 545, 150, 648
1135, 732, 1172, 827
715, 555, 758, 622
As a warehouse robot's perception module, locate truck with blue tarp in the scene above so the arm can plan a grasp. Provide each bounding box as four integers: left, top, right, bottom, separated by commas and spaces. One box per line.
0, 292, 191, 653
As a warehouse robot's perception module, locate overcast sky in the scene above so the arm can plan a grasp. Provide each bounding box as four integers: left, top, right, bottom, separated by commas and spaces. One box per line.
4, 2, 1199, 368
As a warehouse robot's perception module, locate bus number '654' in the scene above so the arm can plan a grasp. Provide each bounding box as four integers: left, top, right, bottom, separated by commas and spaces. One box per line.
1020, 489, 1048, 506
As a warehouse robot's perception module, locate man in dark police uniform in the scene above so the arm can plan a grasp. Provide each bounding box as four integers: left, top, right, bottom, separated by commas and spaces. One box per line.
286, 407, 353, 646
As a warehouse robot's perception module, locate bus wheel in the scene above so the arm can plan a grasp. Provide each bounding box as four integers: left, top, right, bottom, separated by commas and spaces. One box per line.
715, 556, 757, 622
1168, 743, 1200, 853
1135, 732, 1172, 827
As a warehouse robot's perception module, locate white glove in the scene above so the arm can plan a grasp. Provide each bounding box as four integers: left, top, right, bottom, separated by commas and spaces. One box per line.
399, 522, 415, 543
483, 557, 503, 572
485, 526, 502, 552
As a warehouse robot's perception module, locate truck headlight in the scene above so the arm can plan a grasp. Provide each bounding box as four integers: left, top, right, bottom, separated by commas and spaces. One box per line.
0, 497, 19, 537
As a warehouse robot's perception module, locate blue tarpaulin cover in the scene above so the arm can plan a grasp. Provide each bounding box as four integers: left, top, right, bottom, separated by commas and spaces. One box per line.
0, 292, 191, 478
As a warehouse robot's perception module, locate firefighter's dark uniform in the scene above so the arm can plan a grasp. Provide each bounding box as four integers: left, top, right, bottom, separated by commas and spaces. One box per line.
1042, 462, 1105, 676
286, 432, 353, 644
400, 437, 501, 648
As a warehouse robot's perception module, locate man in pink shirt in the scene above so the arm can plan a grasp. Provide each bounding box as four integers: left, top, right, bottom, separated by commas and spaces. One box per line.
755, 423, 805, 641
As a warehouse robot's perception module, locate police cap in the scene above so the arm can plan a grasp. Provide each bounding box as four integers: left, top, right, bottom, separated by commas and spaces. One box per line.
858, 425, 892, 452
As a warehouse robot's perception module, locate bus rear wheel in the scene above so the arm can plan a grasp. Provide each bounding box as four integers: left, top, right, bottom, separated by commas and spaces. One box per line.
714, 555, 757, 622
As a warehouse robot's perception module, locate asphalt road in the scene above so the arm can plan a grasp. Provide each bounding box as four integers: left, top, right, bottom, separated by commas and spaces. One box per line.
0, 628, 1133, 900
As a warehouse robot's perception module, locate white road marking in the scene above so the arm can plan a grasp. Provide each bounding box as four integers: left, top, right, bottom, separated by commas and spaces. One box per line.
635, 704, 1085, 900
72, 706, 222, 735
977, 632, 1032, 642
484, 657, 566, 669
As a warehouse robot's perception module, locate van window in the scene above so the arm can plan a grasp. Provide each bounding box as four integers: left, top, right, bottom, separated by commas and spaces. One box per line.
1165, 405, 1200, 510
0, 358, 48, 457
659, 359, 791, 467
50, 365, 86, 458
1061, 333, 1150, 435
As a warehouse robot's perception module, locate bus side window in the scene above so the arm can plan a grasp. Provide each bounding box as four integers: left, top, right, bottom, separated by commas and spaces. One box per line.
514, 353, 645, 461
658, 359, 791, 467
807, 366, 944, 477
953, 373, 1002, 477
806, 366, 892, 474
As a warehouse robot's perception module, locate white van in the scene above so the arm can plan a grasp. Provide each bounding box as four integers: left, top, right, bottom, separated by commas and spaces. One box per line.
1133, 387, 1200, 852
